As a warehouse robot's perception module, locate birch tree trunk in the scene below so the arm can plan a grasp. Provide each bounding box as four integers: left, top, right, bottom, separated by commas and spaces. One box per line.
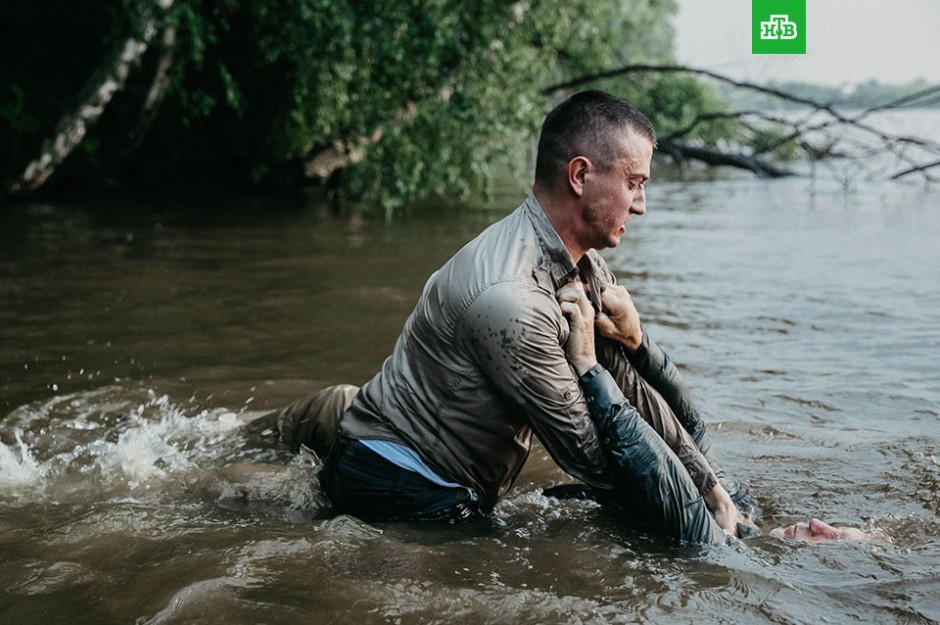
7, 0, 174, 196
120, 24, 177, 162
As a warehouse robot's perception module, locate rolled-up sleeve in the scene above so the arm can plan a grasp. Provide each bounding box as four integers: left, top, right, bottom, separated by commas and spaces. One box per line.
458, 281, 614, 490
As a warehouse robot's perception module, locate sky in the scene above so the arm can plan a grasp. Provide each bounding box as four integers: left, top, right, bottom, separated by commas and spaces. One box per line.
672, 0, 940, 87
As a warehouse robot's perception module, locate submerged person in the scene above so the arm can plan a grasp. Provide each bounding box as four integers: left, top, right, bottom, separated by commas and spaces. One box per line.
768, 519, 879, 543
546, 281, 880, 544
256, 90, 755, 543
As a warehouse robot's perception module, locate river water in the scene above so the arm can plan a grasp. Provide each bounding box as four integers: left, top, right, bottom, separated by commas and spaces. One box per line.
1, 173, 939, 624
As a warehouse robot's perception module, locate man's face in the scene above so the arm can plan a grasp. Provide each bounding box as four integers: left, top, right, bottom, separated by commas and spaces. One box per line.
580, 130, 653, 251
769, 518, 874, 543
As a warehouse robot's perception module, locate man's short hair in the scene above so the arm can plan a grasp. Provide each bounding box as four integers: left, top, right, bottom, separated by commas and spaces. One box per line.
535, 90, 656, 187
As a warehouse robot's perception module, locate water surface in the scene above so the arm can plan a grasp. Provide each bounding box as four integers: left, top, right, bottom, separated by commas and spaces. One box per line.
2, 178, 938, 624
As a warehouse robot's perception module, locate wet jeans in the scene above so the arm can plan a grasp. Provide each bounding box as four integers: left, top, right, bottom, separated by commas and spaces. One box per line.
320, 435, 481, 523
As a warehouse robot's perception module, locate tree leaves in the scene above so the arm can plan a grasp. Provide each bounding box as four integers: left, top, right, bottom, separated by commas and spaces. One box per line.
2, 0, 691, 212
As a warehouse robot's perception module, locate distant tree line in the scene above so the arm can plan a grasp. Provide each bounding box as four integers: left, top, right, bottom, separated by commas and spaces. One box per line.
721, 78, 940, 111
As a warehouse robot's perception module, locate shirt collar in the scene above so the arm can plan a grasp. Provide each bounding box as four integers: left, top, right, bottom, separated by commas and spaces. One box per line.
523, 194, 578, 287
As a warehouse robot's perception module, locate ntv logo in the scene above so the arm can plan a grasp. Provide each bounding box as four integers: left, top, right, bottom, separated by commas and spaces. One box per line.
752, 0, 805, 54
760, 14, 798, 40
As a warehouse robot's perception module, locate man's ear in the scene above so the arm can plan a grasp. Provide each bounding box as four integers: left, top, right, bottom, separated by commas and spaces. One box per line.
567, 156, 591, 197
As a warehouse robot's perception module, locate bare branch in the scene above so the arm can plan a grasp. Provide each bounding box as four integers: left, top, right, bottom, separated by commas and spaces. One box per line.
121, 25, 178, 161
857, 84, 940, 117
662, 110, 796, 141
543, 64, 842, 112
544, 63, 940, 183
890, 159, 940, 181
658, 138, 794, 178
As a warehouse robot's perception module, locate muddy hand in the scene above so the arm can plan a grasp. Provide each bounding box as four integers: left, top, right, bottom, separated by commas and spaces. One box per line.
595, 284, 643, 352
556, 281, 597, 376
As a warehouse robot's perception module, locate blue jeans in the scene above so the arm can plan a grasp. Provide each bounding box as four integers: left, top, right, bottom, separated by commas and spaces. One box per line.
320, 435, 480, 523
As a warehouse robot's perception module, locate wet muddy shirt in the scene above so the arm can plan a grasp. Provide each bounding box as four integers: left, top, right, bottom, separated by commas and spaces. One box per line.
340, 195, 619, 510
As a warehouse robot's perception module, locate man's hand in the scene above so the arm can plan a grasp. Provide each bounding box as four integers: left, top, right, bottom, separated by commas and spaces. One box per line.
556, 281, 597, 376
595, 284, 644, 352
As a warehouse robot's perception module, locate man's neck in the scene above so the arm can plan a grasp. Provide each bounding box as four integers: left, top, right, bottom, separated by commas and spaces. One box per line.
533, 186, 588, 263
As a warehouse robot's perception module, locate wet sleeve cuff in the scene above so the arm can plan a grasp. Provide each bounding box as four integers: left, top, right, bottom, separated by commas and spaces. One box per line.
578, 365, 629, 420
625, 326, 654, 368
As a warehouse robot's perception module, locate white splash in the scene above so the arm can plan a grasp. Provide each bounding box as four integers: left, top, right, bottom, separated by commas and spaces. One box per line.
0, 430, 44, 492
0, 386, 260, 504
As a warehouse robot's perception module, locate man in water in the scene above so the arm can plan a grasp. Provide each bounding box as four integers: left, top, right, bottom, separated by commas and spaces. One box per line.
260, 90, 754, 543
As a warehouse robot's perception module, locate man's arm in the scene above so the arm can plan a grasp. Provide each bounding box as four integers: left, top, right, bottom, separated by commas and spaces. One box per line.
628, 332, 748, 497
458, 281, 614, 490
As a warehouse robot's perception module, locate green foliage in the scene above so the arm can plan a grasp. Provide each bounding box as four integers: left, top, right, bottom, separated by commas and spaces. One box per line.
622, 73, 733, 144
1, 0, 708, 211
0, 0, 114, 178
0, 84, 40, 163
749, 127, 798, 160
151, 0, 687, 212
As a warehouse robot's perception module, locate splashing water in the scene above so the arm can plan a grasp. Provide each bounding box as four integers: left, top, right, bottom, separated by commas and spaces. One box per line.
0, 385, 322, 512
0, 429, 44, 492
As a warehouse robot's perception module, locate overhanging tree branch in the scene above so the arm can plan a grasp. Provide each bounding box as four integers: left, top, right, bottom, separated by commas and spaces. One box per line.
543, 64, 836, 110
658, 138, 794, 178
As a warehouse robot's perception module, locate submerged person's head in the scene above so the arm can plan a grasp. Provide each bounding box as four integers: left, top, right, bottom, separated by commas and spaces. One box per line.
769, 518, 876, 543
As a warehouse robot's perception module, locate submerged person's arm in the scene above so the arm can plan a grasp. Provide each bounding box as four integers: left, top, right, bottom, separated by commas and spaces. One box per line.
625, 333, 743, 496
578, 364, 728, 544
594, 284, 749, 510
559, 282, 727, 544
593, 284, 705, 438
